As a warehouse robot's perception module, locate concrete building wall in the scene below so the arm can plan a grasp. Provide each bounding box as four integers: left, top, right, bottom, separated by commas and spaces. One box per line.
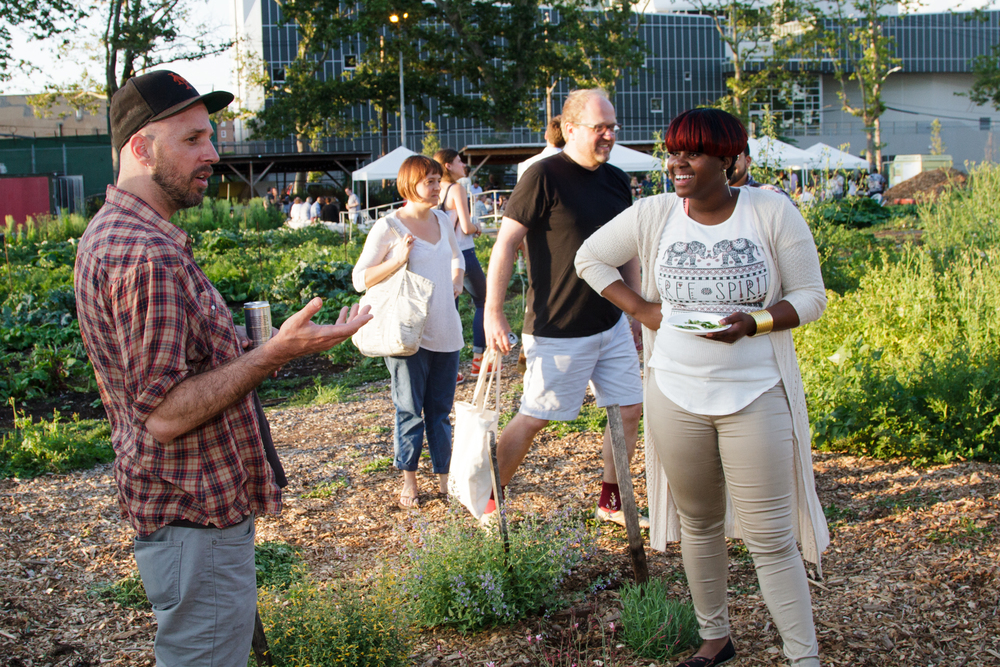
817, 72, 996, 167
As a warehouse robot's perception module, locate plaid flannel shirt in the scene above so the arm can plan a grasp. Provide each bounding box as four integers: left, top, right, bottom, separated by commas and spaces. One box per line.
74, 186, 281, 536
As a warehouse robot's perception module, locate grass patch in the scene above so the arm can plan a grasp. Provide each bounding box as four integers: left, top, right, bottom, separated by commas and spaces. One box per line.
619, 577, 700, 661
403, 507, 594, 632
0, 407, 113, 479
301, 477, 349, 499
873, 489, 941, 513
545, 403, 608, 436
361, 456, 393, 474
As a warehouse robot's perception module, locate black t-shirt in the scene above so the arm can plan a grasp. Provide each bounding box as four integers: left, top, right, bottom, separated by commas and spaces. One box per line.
504, 151, 632, 338
320, 202, 340, 222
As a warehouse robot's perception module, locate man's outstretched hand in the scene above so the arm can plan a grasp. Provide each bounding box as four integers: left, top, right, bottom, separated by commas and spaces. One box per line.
269, 298, 372, 365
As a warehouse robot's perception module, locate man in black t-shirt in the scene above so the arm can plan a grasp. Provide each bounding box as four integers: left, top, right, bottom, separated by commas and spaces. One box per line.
483, 88, 646, 529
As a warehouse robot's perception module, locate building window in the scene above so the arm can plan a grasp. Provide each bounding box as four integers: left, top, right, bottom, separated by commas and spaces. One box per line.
650, 98, 662, 113
684, 71, 692, 82
344, 54, 357, 69
749, 76, 821, 136
221, 130, 227, 138
272, 67, 285, 82
982, 117, 992, 131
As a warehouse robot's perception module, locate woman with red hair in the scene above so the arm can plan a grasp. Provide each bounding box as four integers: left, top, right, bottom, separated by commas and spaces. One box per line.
576, 108, 828, 666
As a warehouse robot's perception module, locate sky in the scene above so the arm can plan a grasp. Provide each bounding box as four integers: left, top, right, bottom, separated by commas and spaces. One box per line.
2, 0, 995, 98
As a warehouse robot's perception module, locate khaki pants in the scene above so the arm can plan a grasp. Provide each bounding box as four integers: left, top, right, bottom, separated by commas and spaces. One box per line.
647, 372, 820, 666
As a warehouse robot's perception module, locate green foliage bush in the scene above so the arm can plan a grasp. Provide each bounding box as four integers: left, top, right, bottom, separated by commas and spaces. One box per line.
807, 196, 914, 229
798, 246, 1000, 464
404, 508, 593, 632
256, 578, 412, 667
918, 163, 1000, 254
619, 578, 700, 661
0, 409, 113, 478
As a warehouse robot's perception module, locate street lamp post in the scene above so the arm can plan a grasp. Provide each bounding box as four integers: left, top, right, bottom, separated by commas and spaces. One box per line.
389, 12, 408, 149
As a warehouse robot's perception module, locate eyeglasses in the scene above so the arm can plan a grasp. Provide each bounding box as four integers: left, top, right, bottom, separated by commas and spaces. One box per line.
573, 122, 621, 135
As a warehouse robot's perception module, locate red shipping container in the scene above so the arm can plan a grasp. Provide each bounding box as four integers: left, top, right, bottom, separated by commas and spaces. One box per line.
0, 176, 51, 226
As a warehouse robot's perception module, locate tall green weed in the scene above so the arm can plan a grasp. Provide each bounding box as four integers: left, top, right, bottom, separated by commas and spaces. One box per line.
619, 578, 700, 661
918, 162, 1000, 254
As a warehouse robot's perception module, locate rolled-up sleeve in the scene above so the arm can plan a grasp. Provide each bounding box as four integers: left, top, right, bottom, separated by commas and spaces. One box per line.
109, 262, 193, 425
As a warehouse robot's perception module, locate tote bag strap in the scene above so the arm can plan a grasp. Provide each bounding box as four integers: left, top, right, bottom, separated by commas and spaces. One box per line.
383, 217, 411, 270
470, 348, 501, 411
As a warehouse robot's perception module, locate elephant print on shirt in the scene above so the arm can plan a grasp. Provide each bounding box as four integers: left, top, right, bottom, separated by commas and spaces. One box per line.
666, 241, 709, 266
712, 238, 760, 266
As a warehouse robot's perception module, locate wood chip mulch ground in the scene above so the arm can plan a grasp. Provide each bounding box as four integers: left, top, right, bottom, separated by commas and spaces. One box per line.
2, 361, 998, 666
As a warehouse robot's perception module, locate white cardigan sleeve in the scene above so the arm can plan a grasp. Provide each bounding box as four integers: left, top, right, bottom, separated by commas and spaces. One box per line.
574, 201, 644, 293
766, 194, 827, 324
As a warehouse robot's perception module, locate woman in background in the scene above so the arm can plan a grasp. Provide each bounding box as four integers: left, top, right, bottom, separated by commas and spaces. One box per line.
434, 149, 488, 381
576, 108, 828, 667
352, 155, 465, 509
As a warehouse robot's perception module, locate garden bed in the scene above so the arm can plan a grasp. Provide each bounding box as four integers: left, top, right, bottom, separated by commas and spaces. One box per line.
2, 360, 998, 666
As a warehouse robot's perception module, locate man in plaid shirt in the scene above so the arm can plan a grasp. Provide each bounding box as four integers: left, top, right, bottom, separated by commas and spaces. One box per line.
74, 70, 371, 666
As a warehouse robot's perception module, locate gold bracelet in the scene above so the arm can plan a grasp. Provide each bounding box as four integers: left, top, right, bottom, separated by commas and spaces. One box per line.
749, 309, 774, 337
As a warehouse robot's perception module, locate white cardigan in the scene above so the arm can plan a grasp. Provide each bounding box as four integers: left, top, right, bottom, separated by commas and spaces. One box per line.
576, 188, 830, 571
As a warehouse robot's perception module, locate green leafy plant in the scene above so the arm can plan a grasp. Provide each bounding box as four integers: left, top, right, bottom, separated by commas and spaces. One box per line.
255, 541, 307, 590
619, 577, 700, 661
256, 577, 412, 667
403, 507, 594, 632
95, 570, 149, 609
0, 404, 113, 478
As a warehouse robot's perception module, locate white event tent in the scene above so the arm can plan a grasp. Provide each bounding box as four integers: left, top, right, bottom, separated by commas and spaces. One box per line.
804, 143, 871, 171
747, 137, 813, 170
608, 143, 662, 172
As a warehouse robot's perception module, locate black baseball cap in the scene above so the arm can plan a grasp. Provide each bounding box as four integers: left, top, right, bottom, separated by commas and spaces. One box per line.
111, 70, 234, 154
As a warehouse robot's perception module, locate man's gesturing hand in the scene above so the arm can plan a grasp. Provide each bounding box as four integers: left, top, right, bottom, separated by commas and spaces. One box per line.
269, 298, 372, 364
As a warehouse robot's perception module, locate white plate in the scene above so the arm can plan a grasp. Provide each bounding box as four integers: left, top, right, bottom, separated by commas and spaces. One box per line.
665, 311, 731, 334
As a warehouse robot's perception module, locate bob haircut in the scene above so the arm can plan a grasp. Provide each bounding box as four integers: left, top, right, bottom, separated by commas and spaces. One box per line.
432, 148, 462, 183
397, 155, 443, 201
665, 108, 748, 178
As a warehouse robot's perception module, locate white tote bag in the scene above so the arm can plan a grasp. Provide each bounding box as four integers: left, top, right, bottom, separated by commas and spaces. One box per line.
352, 221, 434, 358
449, 352, 501, 519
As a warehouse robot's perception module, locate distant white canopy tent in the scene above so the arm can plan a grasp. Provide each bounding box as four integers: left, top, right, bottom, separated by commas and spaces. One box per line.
515, 143, 661, 180
803, 143, 871, 171
351, 145, 418, 206
608, 143, 662, 172
747, 137, 813, 170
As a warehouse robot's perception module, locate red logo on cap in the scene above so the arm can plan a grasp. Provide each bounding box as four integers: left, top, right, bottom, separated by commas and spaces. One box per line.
169, 73, 194, 91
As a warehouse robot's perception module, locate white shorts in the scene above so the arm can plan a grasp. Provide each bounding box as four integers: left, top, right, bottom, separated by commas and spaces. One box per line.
520, 315, 643, 421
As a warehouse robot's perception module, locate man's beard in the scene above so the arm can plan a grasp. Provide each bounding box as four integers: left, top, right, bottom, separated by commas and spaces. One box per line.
152, 162, 212, 211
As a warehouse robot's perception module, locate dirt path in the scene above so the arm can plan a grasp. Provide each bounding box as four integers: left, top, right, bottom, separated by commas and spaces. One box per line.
2, 362, 998, 666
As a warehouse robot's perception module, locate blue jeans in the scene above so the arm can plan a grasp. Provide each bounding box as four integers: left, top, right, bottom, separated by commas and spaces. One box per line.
459, 247, 487, 354
385, 348, 460, 472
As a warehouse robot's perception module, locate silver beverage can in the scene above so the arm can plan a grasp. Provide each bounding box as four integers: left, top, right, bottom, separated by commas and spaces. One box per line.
244, 301, 272, 349
507, 332, 519, 347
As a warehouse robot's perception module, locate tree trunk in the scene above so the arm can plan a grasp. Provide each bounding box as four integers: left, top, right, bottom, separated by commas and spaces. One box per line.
294, 134, 308, 195
864, 117, 877, 174
873, 117, 883, 174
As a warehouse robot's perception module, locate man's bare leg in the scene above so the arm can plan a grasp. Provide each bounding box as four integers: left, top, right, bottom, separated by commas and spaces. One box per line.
496, 412, 550, 487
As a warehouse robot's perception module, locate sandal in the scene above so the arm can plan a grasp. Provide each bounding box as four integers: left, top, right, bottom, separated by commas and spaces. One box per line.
397, 494, 420, 510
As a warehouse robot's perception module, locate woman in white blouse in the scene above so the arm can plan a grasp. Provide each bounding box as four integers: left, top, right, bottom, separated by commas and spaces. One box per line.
576, 108, 828, 667
352, 155, 465, 509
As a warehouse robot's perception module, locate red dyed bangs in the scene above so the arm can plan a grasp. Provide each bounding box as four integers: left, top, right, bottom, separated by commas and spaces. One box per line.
665, 108, 748, 159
